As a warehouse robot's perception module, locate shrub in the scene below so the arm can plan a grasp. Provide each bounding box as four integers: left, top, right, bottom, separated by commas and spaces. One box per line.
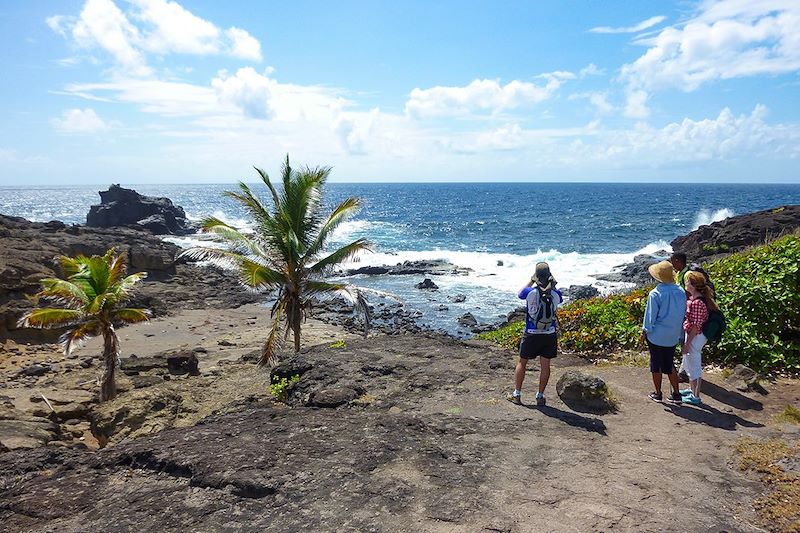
705, 234, 800, 372
270, 374, 300, 402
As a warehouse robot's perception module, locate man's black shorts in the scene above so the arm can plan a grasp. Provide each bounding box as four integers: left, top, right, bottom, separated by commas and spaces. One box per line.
520, 333, 557, 359
647, 339, 677, 373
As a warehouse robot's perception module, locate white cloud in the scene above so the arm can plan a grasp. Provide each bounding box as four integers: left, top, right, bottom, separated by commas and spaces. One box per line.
211, 67, 276, 119
590, 15, 666, 34
51, 108, 113, 133
622, 0, 800, 92
569, 92, 615, 114
226, 27, 263, 61
579, 63, 605, 77
333, 108, 380, 155
405, 72, 574, 118
48, 0, 263, 76
624, 89, 650, 119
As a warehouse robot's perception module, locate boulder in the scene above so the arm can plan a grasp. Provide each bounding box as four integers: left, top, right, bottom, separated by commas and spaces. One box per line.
120, 355, 167, 375
556, 370, 617, 414
563, 285, 600, 301
86, 184, 195, 236
346, 266, 390, 275
458, 313, 478, 328
167, 351, 200, 376
449, 294, 467, 303
725, 364, 767, 394
416, 278, 439, 290
131, 375, 165, 389
308, 386, 364, 408
270, 358, 313, 382
593, 253, 668, 286
20, 363, 50, 377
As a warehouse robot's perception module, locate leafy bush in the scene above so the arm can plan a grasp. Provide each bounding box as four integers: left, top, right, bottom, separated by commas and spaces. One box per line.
270, 374, 300, 402
704, 234, 800, 372
476, 320, 524, 351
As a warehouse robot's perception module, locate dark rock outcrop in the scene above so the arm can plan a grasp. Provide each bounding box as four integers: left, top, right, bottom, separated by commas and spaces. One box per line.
556, 370, 617, 414
345, 259, 471, 277
563, 285, 600, 301
416, 278, 438, 290
0, 214, 259, 343
593, 252, 668, 287
671, 205, 800, 260
86, 184, 195, 236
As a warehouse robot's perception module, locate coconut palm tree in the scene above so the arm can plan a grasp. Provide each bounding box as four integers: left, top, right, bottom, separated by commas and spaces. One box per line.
18, 249, 149, 401
182, 155, 371, 366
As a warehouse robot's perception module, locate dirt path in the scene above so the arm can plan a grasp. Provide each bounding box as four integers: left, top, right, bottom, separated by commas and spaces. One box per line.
1, 320, 798, 532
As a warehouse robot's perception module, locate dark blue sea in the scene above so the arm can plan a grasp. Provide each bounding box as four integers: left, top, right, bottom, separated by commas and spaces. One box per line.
2, 183, 799, 332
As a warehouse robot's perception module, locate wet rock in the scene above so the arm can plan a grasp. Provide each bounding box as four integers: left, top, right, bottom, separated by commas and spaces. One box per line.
346, 265, 390, 275
556, 370, 616, 414
458, 313, 478, 328
416, 278, 439, 290
593, 253, 668, 287
449, 294, 467, 303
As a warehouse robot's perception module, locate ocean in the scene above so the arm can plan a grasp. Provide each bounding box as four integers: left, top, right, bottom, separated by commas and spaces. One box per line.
2, 182, 799, 333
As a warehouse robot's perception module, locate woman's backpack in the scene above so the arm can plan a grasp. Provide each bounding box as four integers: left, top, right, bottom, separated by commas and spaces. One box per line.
702, 308, 726, 342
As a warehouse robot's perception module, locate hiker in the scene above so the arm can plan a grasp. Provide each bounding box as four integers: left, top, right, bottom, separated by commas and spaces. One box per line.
679, 271, 717, 405
670, 252, 689, 288
508, 262, 562, 406
641, 260, 687, 404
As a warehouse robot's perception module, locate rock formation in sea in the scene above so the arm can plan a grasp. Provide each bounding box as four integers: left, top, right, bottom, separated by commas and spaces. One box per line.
86, 184, 196, 235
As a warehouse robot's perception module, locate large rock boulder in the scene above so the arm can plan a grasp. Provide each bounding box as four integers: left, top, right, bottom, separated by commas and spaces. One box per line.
563, 285, 600, 301
86, 184, 195, 236
556, 370, 617, 414
593, 253, 668, 286
671, 205, 800, 260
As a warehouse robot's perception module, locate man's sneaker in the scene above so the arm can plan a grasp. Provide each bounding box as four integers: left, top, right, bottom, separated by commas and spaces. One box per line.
536, 394, 546, 407
506, 394, 522, 405
685, 395, 703, 405
648, 392, 663, 403
668, 392, 683, 405
680, 389, 693, 397
678, 370, 690, 383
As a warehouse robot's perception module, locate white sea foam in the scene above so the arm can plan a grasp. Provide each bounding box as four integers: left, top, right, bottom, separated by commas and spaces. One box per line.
343, 240, 672, 295
693, 208, 733, 230
329, 220, 403, 242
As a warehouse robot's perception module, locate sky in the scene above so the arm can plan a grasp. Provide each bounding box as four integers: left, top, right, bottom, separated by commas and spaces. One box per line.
0, 0, 799, 184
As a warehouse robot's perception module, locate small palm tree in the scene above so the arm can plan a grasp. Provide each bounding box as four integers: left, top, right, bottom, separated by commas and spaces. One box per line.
182, 155, 371, 365
18, 249, 149, 401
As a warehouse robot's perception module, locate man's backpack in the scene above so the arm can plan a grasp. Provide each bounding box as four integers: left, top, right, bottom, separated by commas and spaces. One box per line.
702, 308, 726, 342
532, 286, 556, 331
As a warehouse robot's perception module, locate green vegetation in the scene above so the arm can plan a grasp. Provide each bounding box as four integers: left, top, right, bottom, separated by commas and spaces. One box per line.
478, 234, 800, 373
270, 374, 300, 402
775, 405, 800, 425
702, 243, 730, 253
18, 249, 149, 401
182, 155, 371, 365
329, 339, 346, 349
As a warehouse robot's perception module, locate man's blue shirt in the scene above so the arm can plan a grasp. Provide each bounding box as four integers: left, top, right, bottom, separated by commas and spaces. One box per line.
642, 282, 686, 347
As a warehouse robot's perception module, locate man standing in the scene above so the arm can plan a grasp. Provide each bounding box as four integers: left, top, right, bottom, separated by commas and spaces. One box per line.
508, 262, 563, 407
641, 260, 687, 404
670, 252, 689, 289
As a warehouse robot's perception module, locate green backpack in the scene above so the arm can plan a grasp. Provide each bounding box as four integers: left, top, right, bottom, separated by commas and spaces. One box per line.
701, 304, 726, 342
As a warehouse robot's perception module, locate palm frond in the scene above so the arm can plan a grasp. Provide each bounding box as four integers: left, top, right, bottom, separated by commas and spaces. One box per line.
36, 278, 90, 308
239, 259, 287, 290
260, 299, 285, 366
309, 238, 372, 274
114, 308, 150, 324
18, 308, 83, 328
60, 320, 101, 355
58, 255, 85, 278
305, 281, 371, 337
254, 166, 282, 209
304, 197, 362, 261
107, 251, 127, 287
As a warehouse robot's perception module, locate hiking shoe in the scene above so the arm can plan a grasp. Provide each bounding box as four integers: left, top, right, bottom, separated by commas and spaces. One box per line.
680, 389, 693, 397
506, 394, 522, 405
668, 392, 683, 405
678, 370, 690, 383
685, 395, 703, 405
536, 395, 546, 407
648, 392, 663, 403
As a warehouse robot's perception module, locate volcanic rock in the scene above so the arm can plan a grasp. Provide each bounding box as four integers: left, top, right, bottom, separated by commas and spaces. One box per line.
556, 370, 616, 414
416, 278, 439, 290
563, 285, 600, 301
86, 184, 195, 236
671, 205, 800, 260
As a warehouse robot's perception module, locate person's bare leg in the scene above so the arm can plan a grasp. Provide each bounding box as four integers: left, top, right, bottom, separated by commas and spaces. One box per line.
514, 358, 528, 391
691, 378, 701, 398
667, 369, 680, 395
651, 372, 662, 394
538, 357, 551, 394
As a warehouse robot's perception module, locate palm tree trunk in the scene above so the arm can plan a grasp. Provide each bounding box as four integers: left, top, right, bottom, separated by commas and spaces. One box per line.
100, 325, 120, 402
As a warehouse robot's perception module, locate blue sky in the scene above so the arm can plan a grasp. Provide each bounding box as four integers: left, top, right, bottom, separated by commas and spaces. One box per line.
0, 0, 799, 184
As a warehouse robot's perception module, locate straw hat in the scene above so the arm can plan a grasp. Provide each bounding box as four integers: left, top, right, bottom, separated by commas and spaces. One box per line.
648, 260, 675, 284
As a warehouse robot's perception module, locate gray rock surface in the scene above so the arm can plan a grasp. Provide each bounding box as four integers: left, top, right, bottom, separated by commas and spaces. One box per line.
556, 370, 617, 414
86, 184, 195, 236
